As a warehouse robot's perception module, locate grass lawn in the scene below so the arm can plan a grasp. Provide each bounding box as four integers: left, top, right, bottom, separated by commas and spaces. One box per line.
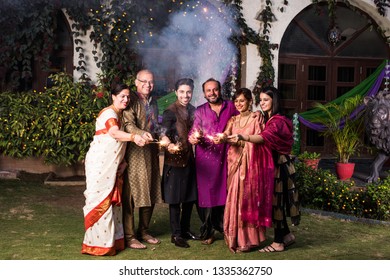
1, 177, 390, 260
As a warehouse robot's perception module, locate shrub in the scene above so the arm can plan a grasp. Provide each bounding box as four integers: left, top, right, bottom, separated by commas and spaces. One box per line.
366, 175, 390, 220
297, 151, 321, 160
295, 162, 383, 220
0, 73, 110, 166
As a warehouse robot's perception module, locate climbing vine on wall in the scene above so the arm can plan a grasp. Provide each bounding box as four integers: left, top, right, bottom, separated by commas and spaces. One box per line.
225, 0, 284, 105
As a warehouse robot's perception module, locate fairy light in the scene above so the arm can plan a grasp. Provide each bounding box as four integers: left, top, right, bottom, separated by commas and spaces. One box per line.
384, 61, 390, 92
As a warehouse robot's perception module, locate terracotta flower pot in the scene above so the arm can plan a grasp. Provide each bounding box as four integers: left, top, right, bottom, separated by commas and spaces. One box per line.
335, 162, 355, 181
303, 159, 320, 170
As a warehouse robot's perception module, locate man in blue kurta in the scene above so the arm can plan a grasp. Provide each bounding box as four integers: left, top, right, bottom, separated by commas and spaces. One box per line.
189, 78, 238, 245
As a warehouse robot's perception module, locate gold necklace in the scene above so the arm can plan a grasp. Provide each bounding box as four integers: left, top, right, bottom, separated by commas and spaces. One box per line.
238, 111, 251, 128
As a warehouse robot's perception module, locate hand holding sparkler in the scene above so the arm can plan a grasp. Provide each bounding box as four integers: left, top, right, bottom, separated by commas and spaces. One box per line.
134, 134, 147, 146
227, 134, 242, 144
159, 136, 171, 147
142, 132, 154, 144
189, 129, 203, 145
167, 142, 181, 154
212, 133, 227, 144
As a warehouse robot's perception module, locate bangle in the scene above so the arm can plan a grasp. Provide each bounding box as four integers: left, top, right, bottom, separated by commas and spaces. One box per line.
129, 134, 135, 142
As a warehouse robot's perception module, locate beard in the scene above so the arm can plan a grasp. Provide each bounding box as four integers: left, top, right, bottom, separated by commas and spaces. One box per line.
206, 96, 222, 104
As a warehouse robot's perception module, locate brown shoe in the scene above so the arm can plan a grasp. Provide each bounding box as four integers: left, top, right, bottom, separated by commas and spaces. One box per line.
201, 234, 215, 245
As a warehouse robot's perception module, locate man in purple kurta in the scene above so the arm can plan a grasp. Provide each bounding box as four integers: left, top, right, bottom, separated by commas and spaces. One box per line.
189, 78, 238, 245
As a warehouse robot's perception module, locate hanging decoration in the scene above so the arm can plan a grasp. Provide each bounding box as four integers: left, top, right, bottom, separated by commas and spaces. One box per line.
328, 26, 342, 46
326, 0, 341, 46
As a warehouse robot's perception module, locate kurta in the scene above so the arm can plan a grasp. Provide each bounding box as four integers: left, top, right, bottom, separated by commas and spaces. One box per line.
122, 92, 163, 208
224, 113, 274, 252
161, 101, 197, 204
81, 107, 125, 256
190, 100, 237, 208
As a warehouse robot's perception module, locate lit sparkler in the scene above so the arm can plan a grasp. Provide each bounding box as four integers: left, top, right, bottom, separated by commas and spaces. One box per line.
170, 143, 181, 152
193, 130, 202, 139
159, 138, 170, 147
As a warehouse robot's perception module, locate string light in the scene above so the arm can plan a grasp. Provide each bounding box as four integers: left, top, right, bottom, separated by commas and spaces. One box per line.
384, 61, 390, 92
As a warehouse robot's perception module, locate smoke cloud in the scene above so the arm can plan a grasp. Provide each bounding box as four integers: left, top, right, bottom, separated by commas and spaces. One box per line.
137, 0, 240, 106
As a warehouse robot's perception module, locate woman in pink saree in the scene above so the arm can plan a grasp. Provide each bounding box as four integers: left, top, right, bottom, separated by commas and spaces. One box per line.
81, 83, 146, 256
214, 88, 274, 253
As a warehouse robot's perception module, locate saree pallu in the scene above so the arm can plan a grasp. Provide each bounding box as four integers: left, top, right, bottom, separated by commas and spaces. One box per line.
261, 114, 300, 229
224, 114, 274, 252
81, 134, 126, 256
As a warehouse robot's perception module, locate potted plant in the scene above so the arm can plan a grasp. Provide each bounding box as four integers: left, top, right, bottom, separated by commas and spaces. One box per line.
312, 95, 364, 180
298, 151, 321, 170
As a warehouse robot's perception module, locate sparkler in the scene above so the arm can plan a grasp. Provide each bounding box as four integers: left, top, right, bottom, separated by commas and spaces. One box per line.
193, 130, 202, 139
169, 143, 181, 152
149, 138, 170, 147
159, 138, 170, 147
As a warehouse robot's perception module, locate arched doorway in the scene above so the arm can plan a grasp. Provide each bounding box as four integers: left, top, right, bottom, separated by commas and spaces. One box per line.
278, 2, 389, 156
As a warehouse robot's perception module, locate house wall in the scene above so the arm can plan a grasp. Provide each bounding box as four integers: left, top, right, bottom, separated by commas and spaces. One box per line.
240, 0, 390, 108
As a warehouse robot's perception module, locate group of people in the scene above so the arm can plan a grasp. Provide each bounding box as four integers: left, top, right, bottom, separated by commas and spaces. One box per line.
81, 69, 300, 256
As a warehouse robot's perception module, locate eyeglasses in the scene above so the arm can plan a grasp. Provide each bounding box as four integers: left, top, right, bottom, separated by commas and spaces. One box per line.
137, 78, 154, 85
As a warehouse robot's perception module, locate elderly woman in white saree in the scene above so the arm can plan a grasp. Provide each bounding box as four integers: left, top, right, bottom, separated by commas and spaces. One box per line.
81, 83, 146, 256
